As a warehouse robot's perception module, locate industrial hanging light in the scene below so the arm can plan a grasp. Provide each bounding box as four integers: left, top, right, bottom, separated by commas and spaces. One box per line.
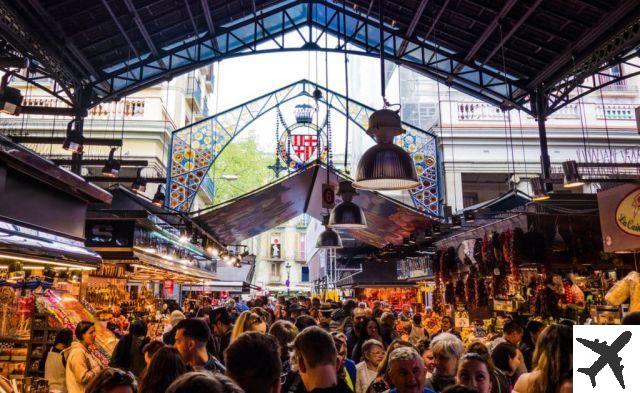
425, 227, 433, 239
152, 184, 165, 206
464, 211, 476, 223
0, 73, 23, 115
101, 147, 121, 177
329, 181, 367, 229
352, 1, 418, 191
562, 160, 584, 188
451, 215, 462, 229
316, 215, 343, 249
530, 177, 550, 202
131, 168, 147, 193
62, 119, 83, 153
352, 109, 419, 190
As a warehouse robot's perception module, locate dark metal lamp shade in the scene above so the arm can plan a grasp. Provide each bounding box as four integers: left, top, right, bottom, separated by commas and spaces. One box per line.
152, 184, 165, 206
562, 160, 584, 188
353, 143, 419, 190
329, 201, 367, 229
530, 176, 550, 202
316, 227, 343, 249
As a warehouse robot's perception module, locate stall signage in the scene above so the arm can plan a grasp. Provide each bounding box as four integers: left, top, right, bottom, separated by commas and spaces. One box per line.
598, 184, 640, 253
163, 280, 174, 295
322, 183, 335, 209
615, 189, 640, 236
85, 220, 135, 248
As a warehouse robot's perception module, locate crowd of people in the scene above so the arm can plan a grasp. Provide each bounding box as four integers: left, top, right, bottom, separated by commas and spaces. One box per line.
42, 294, 628, 393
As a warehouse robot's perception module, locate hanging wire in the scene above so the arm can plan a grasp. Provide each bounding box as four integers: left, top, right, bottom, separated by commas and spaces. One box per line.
517, 110, 528, 181
341, 0, 350, 174
598, 82, 618, 176
49, 79, 58, 157
378, 0, 387, 106
324, 19, 332, 166
433, 14, 446, 214
499, 24, 516, 190
447, 85, 458, 210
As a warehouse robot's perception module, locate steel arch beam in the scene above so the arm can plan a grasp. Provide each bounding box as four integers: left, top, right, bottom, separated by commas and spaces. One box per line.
91, 0, 525, 111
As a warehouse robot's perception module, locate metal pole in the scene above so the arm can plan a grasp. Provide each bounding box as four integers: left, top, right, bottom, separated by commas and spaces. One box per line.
534, 92, 552, 191
71, 116, 84, 175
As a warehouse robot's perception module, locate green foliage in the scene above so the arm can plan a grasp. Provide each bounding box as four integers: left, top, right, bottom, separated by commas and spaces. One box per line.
210, 137, 275, 205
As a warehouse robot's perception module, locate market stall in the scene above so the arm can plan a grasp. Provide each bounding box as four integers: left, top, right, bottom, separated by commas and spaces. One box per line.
85, 186, 219, 330
0, 136, 114, 390
336, 260, 418, 312
396, 191, 640, 344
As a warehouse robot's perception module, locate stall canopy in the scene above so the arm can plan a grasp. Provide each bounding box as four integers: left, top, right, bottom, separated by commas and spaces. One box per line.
0, 135, 109, 268
88, 186, 217, 282
336, 260, 414, 289
192, 162, 436, 248
462, 189, 531, 215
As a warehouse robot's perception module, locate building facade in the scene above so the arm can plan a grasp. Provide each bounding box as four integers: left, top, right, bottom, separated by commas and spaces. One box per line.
0, 66, 216, 210
396, 63, 640, 212
244, 215, 311, 294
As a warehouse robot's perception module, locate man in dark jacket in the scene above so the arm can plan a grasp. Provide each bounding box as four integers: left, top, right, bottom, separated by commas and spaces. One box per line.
110, 320, 150, 377
210, 307, 233, 359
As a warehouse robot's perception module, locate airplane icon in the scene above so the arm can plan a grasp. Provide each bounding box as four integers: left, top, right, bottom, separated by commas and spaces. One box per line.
577, 331, 632, 389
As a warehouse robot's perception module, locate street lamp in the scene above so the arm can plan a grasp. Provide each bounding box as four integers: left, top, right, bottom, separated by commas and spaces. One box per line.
285, 261, 291, 296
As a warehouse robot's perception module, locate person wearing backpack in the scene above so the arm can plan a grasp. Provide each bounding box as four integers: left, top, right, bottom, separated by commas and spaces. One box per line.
109, 320, 150, 376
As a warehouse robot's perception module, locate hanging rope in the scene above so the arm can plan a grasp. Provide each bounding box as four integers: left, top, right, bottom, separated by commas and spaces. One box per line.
325, 23, 331, 166
598, 83, 617, 175
342, 0, 350, 174
499, 24, 516, 190
378, 0, 387, 106
517, 110, 528, 181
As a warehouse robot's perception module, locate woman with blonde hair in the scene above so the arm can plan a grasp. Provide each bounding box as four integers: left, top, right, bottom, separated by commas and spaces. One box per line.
365, 339, 413, 393
230, 311, 266, 342
513, 324, 572, 393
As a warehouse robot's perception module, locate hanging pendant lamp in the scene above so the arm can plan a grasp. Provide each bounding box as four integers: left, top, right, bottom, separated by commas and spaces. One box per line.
562, 160, 584, 188
530, 177, 550, 202
353, 109, 419, 190
152, 184, 166, 206
101, 147, 121, 178
329, 181, 367, 229
352, 1, 418, 191
316, 215, 343, 249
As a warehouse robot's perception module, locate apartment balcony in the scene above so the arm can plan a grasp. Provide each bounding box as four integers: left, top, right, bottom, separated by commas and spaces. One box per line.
185, 77, 202, 110
457, 102, 504, 121
203, 65, 215, 93
596, 104, 636, 120
89, 99, 145, 118
19, 96, 146, 119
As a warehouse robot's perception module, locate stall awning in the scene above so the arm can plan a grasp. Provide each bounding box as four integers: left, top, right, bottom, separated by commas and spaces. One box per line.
336, 260, 414, 289
129, 251, 217, 283
462, 189, 531, 214
0, 219, 102, 268
193, 162, 436, 248
182, 281, 260, 293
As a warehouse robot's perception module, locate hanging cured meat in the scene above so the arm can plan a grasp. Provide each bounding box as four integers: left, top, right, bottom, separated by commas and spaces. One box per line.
455, 277, 466, 306
466, 275, 477, 310
477, 278, 489, 307
445, 281, 456, 306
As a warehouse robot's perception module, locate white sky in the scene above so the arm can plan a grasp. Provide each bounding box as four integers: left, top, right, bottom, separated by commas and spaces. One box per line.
207, 30, 390, 154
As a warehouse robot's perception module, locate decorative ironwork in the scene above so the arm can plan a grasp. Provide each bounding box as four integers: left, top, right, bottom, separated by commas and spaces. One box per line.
167, 80, 440, 214
90, 0, 524, 113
